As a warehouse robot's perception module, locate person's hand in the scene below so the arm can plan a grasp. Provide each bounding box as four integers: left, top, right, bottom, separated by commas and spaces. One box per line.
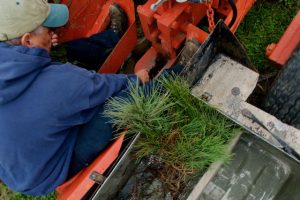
135, 69, 150, 84
51, 32, 59, 47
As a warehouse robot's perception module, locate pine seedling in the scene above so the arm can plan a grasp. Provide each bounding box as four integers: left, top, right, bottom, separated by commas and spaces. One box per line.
104, 81, 175, 137
104, 76, 239, 193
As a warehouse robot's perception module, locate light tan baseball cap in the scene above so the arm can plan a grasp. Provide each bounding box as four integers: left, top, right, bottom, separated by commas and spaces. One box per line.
0, 0, 69, 41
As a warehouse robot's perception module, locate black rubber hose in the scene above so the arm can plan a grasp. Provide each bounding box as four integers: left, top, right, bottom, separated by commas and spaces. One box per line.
228, 0, 237, 28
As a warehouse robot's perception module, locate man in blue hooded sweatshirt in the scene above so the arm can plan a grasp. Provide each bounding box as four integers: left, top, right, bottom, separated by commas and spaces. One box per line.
0, 0, 153, 196
0, 0, 200, 196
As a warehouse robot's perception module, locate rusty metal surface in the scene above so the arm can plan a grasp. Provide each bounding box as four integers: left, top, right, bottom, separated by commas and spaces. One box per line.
190, 54, 258, 104
189, 54, 300, 160
180, 21, 300, 157
180, 20, 255, 87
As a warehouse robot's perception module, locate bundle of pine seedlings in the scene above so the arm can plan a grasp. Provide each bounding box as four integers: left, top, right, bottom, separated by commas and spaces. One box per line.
104, 76, 239, 196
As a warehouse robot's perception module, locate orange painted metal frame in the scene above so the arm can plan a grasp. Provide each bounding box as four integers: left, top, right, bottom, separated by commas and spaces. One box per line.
57, 0, 137, 74
56, 134, 125, 200
266, 11, 300, 67
135, 0, 254, 72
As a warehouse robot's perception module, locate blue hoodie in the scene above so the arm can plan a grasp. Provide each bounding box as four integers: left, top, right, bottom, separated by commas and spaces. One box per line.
0, 42, 135, 196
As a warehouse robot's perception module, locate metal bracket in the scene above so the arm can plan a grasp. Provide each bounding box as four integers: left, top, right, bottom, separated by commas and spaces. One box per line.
90, 171, 106, 184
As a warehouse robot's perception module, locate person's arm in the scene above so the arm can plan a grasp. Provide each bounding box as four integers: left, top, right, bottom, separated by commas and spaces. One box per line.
50, 63, 149, 111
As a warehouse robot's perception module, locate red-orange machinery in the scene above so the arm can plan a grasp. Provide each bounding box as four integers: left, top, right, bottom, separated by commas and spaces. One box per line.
56, 0, 137, 74
56, 134, 126, 200
135, 0, 255, 73
266, 11, 300, 67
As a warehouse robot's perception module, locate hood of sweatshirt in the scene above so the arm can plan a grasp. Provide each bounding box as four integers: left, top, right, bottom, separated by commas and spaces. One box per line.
0, 42, 51, 104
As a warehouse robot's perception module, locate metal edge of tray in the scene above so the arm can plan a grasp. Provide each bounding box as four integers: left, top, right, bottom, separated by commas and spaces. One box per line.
91, 133, 141, 200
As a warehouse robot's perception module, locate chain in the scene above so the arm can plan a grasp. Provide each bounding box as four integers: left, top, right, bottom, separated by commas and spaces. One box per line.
206, 3, 215, 32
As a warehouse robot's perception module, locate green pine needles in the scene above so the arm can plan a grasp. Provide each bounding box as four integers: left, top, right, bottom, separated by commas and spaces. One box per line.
104, 76, 238, 174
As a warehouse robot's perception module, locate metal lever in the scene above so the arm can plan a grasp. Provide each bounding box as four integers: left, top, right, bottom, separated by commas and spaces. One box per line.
241, 108, 300, 161
150, 0, 168, 11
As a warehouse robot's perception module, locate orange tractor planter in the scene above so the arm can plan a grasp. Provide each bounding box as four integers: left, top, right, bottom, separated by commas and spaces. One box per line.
135, 0, 255, 72
56, 0, 138, 74
52, 0, 255, 199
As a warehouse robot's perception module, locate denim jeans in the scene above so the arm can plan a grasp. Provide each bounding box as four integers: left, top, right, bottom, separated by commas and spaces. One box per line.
67, 29, 183, 178
65, 29, 120, 71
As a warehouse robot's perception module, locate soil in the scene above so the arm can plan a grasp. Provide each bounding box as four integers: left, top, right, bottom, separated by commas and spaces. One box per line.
117, 156, 199, 200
